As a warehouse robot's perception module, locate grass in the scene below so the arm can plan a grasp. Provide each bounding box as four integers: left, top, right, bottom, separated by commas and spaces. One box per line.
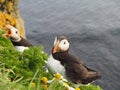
0, 30, 102, 90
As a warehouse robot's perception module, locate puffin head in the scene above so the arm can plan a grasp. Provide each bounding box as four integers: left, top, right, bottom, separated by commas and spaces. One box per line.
4, 25, 21, 42
52, 36, 70, 54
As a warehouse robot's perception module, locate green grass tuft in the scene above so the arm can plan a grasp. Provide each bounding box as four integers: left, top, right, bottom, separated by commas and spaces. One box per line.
79, 84, 102, 90
48, 80, 67, 90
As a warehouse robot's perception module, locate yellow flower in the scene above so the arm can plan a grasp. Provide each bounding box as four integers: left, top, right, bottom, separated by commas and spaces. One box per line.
11, 18, 15, 25
63, 82, 69, 87
30, 82, 36, 87
1, 13, 5, 26
42, 84, 47, 90
75, 88, 81, 90
41, 77, 48, 84
54, 73, 62, 80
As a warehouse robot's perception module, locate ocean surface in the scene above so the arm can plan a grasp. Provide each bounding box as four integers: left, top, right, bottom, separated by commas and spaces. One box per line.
19, 0, 120, 90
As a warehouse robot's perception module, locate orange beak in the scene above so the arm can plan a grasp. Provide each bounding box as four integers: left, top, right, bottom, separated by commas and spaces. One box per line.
2, 29, 12, 38
2, 25, 13, 38
52, 42, 60, 53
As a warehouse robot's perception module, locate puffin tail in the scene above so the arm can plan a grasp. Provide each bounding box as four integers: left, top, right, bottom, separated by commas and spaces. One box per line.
82, 71, 101, 84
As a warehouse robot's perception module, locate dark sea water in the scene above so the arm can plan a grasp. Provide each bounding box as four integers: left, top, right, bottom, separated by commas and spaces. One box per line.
19, 0, 120, 90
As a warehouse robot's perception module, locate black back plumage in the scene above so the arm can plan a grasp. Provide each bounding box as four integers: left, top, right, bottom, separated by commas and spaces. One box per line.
52, 52, 101, 84
12, 37, 32, 47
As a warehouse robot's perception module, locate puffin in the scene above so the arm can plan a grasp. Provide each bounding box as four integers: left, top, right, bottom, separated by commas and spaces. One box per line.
3, 25, 32, 52
45, 37, 66, 77
50, 36, 101, 84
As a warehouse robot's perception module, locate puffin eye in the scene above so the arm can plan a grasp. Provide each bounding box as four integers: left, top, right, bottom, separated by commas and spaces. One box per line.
15, 31, 18, 34
64, 42, 66, 44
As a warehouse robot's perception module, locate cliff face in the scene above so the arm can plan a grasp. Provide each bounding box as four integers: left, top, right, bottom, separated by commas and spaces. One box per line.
0, 0, 25, 38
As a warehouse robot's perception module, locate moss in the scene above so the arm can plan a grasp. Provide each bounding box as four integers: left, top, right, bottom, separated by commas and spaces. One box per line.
0, 30, 12, 47
79, 84, 102, 90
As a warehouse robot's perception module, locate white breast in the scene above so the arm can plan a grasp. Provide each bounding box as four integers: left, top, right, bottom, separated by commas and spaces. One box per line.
45, 54, 66, 77
14, 46, 29, 52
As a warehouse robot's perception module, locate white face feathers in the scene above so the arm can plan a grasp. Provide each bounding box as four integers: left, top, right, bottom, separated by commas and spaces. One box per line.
6, 25, 21, 42
53, 37, 57, 46
53, 36, 70, 52
58, 39, 70, 51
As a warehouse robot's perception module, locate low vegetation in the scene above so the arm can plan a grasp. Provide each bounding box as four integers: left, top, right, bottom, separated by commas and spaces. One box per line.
0, 30, 102, 90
